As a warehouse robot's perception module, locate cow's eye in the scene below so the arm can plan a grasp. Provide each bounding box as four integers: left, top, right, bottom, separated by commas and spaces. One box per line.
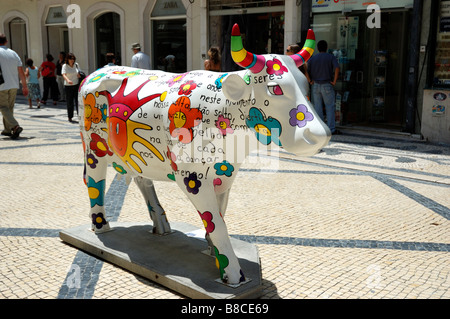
267, 83, 283, 95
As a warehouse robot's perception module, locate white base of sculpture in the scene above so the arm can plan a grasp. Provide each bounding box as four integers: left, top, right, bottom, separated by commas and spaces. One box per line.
59, 221, 263, 299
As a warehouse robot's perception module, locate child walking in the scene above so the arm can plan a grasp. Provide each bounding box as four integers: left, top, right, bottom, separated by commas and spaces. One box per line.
25, 58, 41, 108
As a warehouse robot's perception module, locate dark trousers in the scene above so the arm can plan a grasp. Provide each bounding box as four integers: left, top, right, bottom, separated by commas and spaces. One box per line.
42, 77, 59, 102
65, 85, 79, 120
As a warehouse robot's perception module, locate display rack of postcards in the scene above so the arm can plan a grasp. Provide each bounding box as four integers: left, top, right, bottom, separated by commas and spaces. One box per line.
371, 50, 387, 121
434, 33, 450, 86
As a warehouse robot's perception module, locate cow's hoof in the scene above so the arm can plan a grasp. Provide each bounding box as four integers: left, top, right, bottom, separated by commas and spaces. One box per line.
93, 223, 112, 234
221, 270, 246, 286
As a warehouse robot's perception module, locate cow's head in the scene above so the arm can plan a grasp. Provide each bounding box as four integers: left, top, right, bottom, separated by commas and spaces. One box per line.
222, 24, 331, 157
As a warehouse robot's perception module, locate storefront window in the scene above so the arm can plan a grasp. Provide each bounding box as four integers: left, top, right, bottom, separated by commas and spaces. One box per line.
312, 9, 409, 126
95, 12, 121, 68
151, 0, 186, 73
209, 10, 285, 72
433, 1, 450, 87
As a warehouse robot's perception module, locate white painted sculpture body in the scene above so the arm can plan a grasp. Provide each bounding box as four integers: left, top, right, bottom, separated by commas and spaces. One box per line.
79, 24, 331, 285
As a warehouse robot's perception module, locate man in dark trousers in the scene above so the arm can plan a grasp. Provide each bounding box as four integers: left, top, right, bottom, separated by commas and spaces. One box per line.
306, 40, 341, 135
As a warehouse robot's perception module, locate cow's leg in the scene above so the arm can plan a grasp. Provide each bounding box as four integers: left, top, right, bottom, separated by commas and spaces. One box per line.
180, 184, 245, 285
216, 189, 230, 218
85, 159, 111, 233
134, 176, 171, 235
205, 189, 231, 255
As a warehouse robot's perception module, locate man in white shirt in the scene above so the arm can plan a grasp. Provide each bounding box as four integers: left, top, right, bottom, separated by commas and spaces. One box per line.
0, 33, 28, 139
131, 43, 151, 70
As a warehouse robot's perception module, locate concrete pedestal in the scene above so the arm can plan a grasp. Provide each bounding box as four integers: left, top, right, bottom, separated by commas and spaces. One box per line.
59, 221, 263, 299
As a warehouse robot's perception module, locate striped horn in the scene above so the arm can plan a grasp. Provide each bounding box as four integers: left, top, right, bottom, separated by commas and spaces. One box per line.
231, 24, 265, 73
291, 29, 316, 67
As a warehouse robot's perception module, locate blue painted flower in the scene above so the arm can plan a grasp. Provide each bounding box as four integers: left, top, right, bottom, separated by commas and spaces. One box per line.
245, 107, 282, 146
215, 73, 227, 89
214, 161, 234, 177
100, 103, 108, 121
184, 172, 202, 194
87, 177, 105, 208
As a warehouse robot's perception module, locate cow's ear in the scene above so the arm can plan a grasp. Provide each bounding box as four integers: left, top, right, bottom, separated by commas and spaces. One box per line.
222, 74, 252, 101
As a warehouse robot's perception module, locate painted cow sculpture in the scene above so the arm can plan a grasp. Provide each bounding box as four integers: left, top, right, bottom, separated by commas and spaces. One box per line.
79, 24, 331, 285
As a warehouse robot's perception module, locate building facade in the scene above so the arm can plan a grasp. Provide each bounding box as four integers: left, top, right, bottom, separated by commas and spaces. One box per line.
1, 0, 449, 143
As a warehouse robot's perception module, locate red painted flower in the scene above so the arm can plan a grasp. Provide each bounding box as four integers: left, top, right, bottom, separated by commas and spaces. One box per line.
90, 133, 113, 157
166, 147, 178, 171
198, 211, 215, 233
266, 58, 288, 76
178, 80, 197, 95
168, 96, 202, 144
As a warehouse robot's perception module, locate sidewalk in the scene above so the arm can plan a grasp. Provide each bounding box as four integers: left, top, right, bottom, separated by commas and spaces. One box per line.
1, 95, 449, 299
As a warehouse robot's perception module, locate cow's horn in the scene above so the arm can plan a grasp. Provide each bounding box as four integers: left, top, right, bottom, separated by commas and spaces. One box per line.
231, 23, 265, 73
291, 29, 316, 67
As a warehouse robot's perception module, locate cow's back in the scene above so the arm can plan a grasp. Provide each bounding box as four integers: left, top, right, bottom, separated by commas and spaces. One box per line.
79, 66, 245, 182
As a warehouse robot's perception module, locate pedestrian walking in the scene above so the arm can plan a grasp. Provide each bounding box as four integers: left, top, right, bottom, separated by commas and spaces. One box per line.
305, 40, 341, 135
56, 52, 66, 102
131, 43, 151, 69
39, 54, 59, 105
25, 58, 41, 109
61, 53, 81, 122
0, 33, 28, 139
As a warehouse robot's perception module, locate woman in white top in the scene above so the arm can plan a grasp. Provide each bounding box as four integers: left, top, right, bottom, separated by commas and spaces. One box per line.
62, 52, 81, 122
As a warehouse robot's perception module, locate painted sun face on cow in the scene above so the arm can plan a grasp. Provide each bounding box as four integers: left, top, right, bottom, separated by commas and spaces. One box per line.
78, 24, 330, 286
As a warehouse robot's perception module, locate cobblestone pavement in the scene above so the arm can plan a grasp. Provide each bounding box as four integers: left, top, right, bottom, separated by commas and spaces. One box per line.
1, 95, 449, 300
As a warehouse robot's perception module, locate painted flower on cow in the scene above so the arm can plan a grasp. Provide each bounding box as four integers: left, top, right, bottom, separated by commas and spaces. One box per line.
246, 107, 282, 146
215, 115, 234, 136
166, 147, 178, 172
92, 212, 108, 230
124, 70, 141, 77
215, 74, 227, 89
178, 80, 197, 95
86, 154, 98, 169
88, 73, 107, 83
289, 104, 314, 128
214, 160, 234, 177
90, 133, 113, 157
87, 177, 105, 208
214, 247, 229, 281
213, 178, 222, 187
198, 211, 215, 233
168, 73, 188, 87
184, 172, 202, 194
266, 58, 288, 76
113, 162, 127, 175
111, 70, 126, 76
168, 96, 202, 144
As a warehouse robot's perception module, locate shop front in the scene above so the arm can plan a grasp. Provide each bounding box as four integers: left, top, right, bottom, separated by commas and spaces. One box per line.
310, 0, 415, 131
208, 0, 287, 72
422, 0, 450, 144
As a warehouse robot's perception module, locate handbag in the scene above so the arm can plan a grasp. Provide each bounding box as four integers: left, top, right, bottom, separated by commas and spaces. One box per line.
76, 63, 86, 82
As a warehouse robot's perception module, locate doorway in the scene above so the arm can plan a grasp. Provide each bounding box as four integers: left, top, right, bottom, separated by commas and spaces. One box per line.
312, 10, 410, 128
95, 12, 121, 68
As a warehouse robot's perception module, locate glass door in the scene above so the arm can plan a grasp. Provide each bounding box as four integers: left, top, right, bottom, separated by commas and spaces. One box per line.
312, 10, 409, 127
